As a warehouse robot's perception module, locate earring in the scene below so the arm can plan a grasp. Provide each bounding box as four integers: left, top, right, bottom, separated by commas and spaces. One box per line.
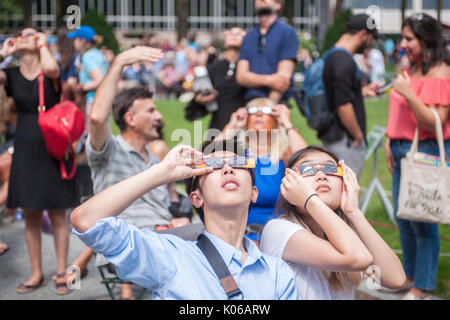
424, 48, 432, 62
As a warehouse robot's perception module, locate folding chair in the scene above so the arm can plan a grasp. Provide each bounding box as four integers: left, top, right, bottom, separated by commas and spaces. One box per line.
95, 221, 205, 300
96, 256, 148, 300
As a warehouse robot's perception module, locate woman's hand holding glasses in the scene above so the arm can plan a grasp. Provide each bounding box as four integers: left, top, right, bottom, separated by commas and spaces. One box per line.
340, 161, 361, 217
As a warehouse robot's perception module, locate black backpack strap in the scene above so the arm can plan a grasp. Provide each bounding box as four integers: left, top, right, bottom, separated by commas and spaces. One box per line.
197, 234, 243, 299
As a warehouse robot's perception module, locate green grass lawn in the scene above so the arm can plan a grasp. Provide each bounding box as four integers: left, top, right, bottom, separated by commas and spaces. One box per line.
112, 97, 450, 299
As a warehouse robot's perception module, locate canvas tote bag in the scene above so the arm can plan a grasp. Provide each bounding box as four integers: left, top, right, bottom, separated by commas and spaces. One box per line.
397, 109, 450, 224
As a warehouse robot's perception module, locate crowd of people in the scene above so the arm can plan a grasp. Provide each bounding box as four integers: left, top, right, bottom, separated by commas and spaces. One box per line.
0, 0, 449, 301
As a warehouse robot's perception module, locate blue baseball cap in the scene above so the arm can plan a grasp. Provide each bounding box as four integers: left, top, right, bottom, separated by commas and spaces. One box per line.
67, 25, 96, 41
48, 35, 58, 45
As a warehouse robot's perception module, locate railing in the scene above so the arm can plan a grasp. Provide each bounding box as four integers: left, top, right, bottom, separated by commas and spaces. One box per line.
360, 126, 396, 225
0, 0, 321, 33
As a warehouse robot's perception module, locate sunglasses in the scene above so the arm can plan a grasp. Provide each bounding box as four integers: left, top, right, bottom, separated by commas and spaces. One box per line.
247, 106, 273, 115
17, 32, 36, 38
412, 13, 424, 22
258, 34, 266, 53
195, 156, 256, 169
228, 29, 244, 35
294, 162, 343, 177
225, 62, 236, 80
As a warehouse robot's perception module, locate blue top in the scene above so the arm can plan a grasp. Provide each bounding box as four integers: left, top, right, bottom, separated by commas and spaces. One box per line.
248, 158, 285, 237
122, 65, 151, 85
60, 53, 78, 83
79, 48, 109, 103
383, 39, 395, 55
239, 19, 298, 101
73, 217, 299, 300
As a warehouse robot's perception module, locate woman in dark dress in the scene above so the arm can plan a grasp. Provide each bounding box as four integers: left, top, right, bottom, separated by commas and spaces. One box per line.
185, 27, 247, 132
0, 27, 79, 295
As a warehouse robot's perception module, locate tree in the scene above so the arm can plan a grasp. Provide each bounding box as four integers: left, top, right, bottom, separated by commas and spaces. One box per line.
437, 0, 442, 23
334, 0, 345, 19
81, 10, 119, 54
0, 0, 22, 32
21, 0, 32, 27
321, 9, 353, 53
401, 0, 407, 24
55, 0, 77, 29
284, 0, 295, 26
175, 0, 189, 41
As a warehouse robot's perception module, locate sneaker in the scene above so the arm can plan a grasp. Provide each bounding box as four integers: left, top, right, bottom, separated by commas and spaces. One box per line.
378, 282, 413, 293
401, 291, 432, 300
401, 292, 416, 300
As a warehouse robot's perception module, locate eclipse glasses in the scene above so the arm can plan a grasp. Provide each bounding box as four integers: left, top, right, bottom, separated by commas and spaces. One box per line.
247, 105, 273, 115
294, 162, 343, 177
195, 156, 256, 169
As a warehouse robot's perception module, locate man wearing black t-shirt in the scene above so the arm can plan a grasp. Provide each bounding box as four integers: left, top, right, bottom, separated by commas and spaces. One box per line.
185, 27, 247, 132
321, 14, 381, 179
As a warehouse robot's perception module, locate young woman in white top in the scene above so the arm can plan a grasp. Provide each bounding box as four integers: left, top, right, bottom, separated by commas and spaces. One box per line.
260, 146, 406, 300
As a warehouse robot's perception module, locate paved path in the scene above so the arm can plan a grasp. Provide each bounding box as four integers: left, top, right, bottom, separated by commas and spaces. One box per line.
0, 220, 151, 300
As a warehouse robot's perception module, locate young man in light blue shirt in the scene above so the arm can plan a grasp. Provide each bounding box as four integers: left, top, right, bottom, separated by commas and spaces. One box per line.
70, 140, 299, 300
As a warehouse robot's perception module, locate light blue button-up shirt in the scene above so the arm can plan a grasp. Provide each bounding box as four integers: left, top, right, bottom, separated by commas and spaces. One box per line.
73, 217, 299, 300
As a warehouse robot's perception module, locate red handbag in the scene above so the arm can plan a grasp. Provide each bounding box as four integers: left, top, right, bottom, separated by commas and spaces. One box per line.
37, 71, 85, 180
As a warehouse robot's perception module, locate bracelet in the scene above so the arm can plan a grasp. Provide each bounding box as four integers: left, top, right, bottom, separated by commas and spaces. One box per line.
38, 43, 49, 51
286, 126, 296, 133
304, 193, 319, 212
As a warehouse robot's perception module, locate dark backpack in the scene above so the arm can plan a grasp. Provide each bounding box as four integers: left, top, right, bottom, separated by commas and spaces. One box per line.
298, 47, 358, 131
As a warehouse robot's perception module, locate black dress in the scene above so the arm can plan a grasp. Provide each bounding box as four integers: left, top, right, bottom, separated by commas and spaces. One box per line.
4, 67, 79, 210
185, 59, 246, 132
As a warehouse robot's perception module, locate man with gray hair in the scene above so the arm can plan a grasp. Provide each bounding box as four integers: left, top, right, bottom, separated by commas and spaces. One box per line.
69, 46, 200, 300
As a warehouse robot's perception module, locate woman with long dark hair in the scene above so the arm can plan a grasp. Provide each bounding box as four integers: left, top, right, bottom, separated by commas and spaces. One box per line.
260, 146, 405, 299
384, 13, 450, 300
57, 26, 79, 102
0, 27, 80, 295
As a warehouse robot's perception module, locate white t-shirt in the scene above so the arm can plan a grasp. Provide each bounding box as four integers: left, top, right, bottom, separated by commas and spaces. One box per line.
260, 218, 355, 300
368, 49, 386, 84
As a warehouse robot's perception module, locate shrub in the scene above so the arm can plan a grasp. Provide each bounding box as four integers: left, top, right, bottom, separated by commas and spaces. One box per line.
80, 9, 119, 54
321, 9, 353, 54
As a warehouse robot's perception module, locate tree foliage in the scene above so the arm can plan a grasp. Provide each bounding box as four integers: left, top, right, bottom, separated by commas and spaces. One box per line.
80, 9, 119, 54
321, 9, 353, 54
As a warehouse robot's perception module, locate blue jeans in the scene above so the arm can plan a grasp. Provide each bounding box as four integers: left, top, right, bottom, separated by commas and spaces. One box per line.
390, 139, 450, 291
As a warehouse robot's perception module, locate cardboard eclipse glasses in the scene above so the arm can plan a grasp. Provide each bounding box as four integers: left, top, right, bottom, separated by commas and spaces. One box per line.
195, 156, 256, 169
294, 162, 344, 177
247, 106, 273, 115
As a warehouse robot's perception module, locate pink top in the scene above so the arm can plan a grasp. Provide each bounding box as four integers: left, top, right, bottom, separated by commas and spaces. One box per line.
386, 76, 450, 141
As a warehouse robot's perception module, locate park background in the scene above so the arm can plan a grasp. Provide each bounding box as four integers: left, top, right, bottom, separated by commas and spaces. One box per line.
0, 0, 449, 299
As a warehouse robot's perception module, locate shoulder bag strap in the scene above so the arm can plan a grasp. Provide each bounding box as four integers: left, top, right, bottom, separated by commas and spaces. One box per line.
38, 70, 46, 112
197, 234, 243, 299
430, 109, 447, 165
409, 109, 447, 166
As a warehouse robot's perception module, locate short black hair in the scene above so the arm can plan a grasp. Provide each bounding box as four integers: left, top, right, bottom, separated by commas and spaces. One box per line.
185, 138, 255, 223
345, 13, 379, 39
112, 86, 153, 132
